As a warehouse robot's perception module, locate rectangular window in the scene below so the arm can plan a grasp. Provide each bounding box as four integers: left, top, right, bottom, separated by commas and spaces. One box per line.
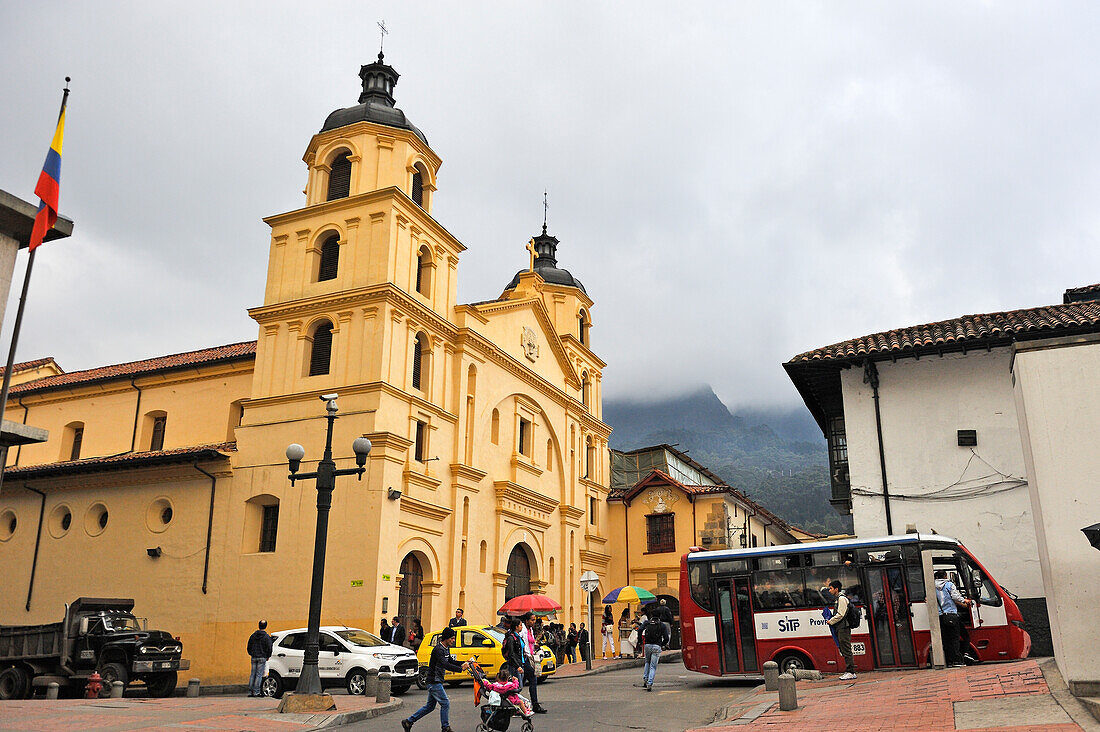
414, 420, 427, 462
588, 496, 596, 526
646, 513, 676, 553
70, 427, 84, 461
150, 416, 167, 451
753, 569, 807, 609
827, 416, 850, 502
259, 504, 279, 552
518, 418, 530, 457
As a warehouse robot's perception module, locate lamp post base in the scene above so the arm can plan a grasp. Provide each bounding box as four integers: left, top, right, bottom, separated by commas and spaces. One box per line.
277, 692, 337, 714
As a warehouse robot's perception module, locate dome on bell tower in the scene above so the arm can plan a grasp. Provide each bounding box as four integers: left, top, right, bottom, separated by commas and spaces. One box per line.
504, 224, 587, 294
320, 52, 428, 144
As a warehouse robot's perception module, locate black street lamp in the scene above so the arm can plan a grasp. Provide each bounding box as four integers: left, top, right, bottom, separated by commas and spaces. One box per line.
281, 393, 371, 705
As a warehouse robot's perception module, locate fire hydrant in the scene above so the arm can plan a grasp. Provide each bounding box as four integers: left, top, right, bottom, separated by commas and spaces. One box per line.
85, 671, 104, 698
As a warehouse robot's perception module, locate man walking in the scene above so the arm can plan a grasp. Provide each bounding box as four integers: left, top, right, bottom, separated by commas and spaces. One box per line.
825, 580, 858, 680
640, 615, 669, 691
448, 608, 467, 628
402, 627, 468, 731
935, 570, 972, 667
246, 620, 273, 697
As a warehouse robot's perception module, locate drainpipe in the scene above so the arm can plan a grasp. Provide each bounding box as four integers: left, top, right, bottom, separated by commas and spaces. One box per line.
25, 484, 46, 611
13, 397, 29, 466
623, 501, 630, 587
864, 360, 894, 535
129, 378, 143, 452
194, 464, 217, 594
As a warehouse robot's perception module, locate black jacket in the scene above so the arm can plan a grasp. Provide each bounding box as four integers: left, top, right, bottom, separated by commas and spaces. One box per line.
247, 630, 273, 659
390, 623, 406, 648
424, 641, 465, 684
448, 617, 467, 627
642, 619, 669, 646
501, 630, 525, 671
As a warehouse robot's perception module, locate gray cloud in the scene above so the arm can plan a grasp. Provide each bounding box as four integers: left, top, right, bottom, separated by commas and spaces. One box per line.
2, 2, 1099, 410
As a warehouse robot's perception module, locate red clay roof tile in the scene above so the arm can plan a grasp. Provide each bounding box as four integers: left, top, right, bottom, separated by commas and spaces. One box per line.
4, 442, 236, 479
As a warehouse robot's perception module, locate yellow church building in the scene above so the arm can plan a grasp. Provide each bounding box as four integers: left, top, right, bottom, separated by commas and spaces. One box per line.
0, 53, 612, 685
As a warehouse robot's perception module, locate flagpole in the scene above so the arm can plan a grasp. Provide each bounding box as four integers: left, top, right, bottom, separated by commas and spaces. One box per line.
0, 79, 69, 496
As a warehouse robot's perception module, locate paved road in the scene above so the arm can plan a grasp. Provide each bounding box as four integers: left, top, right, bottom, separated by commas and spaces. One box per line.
345, 667, 760, 732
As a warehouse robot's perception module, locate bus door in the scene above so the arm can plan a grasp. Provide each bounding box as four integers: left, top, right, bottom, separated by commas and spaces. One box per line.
863, 564, 917, 667
711, 576, 759, 674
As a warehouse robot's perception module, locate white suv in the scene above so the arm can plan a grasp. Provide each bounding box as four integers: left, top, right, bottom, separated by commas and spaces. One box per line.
262, 626, 418, 697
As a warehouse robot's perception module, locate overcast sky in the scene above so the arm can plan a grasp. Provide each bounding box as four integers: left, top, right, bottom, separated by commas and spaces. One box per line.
2, 2, 1099, 410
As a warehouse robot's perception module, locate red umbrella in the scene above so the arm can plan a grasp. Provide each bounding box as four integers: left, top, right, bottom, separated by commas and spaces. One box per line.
497, 593, 562, 617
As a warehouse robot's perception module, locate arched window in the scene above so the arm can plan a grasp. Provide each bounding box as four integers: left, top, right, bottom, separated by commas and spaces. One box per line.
411, 332, 427, 390
506, 545, 531, 601
491, 409, 500, 444
411, 169, 424, 206
398, 553, 424, 631
581, 371, 590, 408
415, 246, 432, 296
327, 151, 352, 201
62, 421, 84, 461
318, 234, 340, 282
579, 309, 589, 346
309, 321, 334, 376
479, 541, 488, 572
549, 557, 555, 584
144, 410, 168, 451
243, 494, 280, 553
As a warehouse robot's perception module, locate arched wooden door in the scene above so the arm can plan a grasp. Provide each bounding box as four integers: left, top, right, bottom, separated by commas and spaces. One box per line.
398, 553, 423, 632
505, 545, 531, 601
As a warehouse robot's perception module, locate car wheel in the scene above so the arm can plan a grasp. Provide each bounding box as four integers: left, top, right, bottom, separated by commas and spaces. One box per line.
774, 651, 811, 675
98, 662, 129, 698
391, 682, 411, 695
416, 667, 428, 689
345, 669, 368, 696
144, 672, 177, 697
0, 667, 30, 700
261, 672, 284, 699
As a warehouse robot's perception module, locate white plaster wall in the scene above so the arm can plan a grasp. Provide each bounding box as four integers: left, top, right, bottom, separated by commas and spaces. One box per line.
841, 349, 1043, 598
1012, 339, 1100, 689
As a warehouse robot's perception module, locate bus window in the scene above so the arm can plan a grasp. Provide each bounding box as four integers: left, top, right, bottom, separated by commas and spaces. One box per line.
753, 570, 806, 609
711, 559, 749, 575
857, 546, 902, 564
905, 566, 926, 601
812, 551, 840, 566
688, 563, 713, 611
805, 565, 863, 606
758, 557, 787, 571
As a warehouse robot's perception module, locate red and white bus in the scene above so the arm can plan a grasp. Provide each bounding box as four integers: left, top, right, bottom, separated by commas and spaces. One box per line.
680, 534, 1030, 676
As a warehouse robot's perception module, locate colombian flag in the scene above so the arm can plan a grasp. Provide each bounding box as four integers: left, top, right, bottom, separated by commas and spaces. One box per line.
29, 88, 68, 251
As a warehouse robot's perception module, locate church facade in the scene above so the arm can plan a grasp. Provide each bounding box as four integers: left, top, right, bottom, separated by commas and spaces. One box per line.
0, 54, 611, 684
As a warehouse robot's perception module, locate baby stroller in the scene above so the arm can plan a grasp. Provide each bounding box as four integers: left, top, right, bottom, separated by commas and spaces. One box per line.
468, 658, 534, 732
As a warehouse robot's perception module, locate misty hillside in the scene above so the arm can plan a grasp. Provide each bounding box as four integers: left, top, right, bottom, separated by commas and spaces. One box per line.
604, 387, 853, 536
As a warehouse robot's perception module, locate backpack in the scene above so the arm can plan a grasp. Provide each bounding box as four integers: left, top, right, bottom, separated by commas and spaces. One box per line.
842, 594, 862, 629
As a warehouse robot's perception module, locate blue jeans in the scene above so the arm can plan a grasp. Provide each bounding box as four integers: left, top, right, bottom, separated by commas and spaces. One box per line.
643, 644, 662, 686
248, 657, 266, 695
523, 661, 539, 705
408, 683, 450, 727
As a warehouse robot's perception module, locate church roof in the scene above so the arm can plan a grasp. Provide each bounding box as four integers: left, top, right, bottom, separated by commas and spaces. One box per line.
504, 226, 586, 294
0, 357, 61, 377
9, 341, 256, 396
4, 442, 236, 479
320, 53, 428, 145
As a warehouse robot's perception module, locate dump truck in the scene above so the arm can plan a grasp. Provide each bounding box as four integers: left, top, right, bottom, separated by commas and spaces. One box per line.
0, 597, 189, 698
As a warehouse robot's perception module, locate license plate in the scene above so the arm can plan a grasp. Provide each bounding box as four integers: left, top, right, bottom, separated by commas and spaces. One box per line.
157, 661, 173, 669
852, 642, 866, 655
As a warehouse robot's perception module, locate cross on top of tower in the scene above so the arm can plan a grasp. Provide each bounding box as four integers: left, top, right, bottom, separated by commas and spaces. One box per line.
542, 190, 549, 235
377, 20, 388, 58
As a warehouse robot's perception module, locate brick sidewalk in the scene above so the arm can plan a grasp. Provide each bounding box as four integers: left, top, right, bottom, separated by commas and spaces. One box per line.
689, 659, 1085, 732
0, 693, 401, 731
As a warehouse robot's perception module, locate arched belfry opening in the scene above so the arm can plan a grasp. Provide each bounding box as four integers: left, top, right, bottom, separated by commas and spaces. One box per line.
398, 553, 424, 630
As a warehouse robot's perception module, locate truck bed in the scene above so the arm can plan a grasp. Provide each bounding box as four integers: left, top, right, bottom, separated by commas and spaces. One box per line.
0, 623, 64, 662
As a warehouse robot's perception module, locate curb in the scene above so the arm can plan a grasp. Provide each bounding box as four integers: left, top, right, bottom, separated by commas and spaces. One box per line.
316, 698, 404, 728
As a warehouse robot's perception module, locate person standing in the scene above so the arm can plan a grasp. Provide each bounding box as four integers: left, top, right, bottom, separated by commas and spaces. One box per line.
409, 618, 425, 651
640, 615, 669, 691
246, 620, 273, 697
601, 606, 615, 658
519, 613, 548, 713
402, 627, 468, 732
448, 608, 467, 628
391, 617, 407, 650
935, 570, 972, 667
379, 617, 392, 644
566, 623, 578, 663
578, 623, 590, 662
825, 580, 857, 680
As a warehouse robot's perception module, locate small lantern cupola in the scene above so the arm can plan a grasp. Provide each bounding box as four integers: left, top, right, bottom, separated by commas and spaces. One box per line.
532, 223, 559, 267
359, 51, 399, 107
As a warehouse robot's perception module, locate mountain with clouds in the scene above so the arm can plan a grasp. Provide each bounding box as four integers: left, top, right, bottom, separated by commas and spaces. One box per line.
604, 387, 853, 536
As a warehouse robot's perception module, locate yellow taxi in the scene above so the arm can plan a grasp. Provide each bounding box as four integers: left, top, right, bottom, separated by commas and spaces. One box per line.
416, 624, 557, 685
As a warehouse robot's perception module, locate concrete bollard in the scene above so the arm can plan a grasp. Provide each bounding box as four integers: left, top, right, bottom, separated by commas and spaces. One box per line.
777, 674, 797, 711
110, 681, 124, 698
375, 672, 391, 704
364, 669, 379, 697
46, 682, 59, 700
791, 669, 822, 681
186, 678, 201, 698
762, 661, 779, 691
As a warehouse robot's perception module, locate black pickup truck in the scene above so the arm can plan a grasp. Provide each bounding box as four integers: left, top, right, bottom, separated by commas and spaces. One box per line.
0, 597, 189, 698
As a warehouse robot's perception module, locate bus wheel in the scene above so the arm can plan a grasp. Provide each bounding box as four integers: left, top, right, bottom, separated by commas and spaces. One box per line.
775, 651, 811, 674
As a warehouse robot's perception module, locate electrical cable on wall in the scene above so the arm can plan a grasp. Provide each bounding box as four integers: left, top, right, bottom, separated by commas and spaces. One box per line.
849, 449, 1027, 502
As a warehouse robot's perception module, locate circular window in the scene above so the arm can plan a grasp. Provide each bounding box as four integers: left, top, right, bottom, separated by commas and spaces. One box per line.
49, 504, 73, 539
146, 497, 174, 533
85, 503, 109, 537
0, 510, 15, 541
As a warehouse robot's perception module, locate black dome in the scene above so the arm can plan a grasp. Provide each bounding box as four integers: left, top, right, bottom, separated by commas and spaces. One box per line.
504, 227, 586, 294
320, 53, 428, 145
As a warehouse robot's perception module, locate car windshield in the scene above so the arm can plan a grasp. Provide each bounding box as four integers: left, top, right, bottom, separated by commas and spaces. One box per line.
482, 628, 505, 644
336, 629, 389, 648
102, 616, 143, 632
